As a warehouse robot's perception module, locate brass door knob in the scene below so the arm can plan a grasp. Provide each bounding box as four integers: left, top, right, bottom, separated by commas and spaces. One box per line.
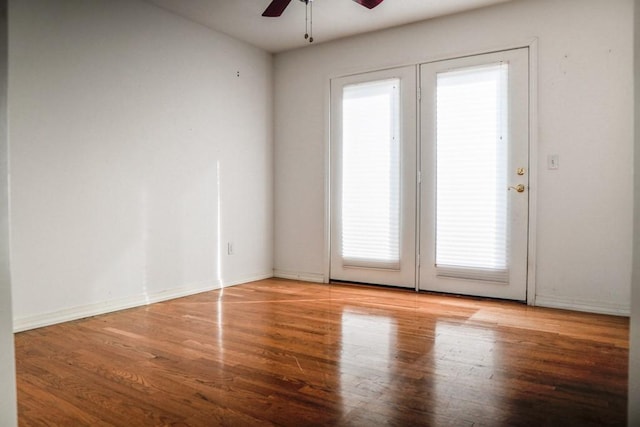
508, 184, 526, 193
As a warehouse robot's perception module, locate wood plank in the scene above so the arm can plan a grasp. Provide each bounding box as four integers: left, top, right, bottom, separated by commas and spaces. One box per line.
15, 278, 628, 426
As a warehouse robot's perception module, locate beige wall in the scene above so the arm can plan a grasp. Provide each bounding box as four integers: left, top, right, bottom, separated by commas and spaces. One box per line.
629, 0, 640, 423
9, 0, 274, 330
0, 0, 16, 423
274, 0, 634, 315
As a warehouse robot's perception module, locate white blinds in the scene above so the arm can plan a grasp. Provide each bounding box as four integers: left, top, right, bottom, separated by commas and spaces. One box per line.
435, 63, 509, 282
341, 79, 400, 269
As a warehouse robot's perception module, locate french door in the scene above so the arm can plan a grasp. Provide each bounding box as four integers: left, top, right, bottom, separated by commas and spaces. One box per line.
329, 66, 417, 288
330, 48, 529, 300
419, 48, 529, 300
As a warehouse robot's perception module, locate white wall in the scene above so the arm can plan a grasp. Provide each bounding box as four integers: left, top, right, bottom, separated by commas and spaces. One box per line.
274, 0, 634, 314
0, 0, 16, 423
629, 0, 640, 423
9, 0, 274, 330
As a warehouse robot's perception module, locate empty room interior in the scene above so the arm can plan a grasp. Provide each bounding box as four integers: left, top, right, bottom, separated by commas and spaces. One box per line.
1, 0, 640, 425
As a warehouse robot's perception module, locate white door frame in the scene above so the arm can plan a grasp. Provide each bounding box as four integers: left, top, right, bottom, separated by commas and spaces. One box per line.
323, 40, 539, 306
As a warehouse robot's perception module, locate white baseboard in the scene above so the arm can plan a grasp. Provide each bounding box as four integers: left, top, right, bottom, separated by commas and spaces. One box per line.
223, 273, 274, 287
273, 270, 326, 283
13, 272, 274, 333
535, 294, 630, 316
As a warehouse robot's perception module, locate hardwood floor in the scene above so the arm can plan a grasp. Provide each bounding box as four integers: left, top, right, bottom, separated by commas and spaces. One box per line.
15, 278, 628, 426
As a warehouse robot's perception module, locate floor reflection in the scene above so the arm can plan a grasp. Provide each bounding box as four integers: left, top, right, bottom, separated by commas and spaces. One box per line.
337, 304, 501, 425
338, 304, 440, 425
433, 321, 498, 425
340, 309, 395, 412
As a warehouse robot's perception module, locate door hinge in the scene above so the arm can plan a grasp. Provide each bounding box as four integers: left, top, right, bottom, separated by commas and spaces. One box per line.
417, 87, 421, 101
417, 170, 422, 184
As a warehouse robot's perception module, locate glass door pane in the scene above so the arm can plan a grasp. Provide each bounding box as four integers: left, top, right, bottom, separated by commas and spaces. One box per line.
342, 79, 400, 269
435, 64, 509, 283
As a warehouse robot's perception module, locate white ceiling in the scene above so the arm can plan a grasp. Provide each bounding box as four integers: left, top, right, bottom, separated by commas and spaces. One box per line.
144, 0, 512, 53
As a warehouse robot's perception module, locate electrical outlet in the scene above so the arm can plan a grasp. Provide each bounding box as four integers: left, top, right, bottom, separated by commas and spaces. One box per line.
227, 242, 234, 255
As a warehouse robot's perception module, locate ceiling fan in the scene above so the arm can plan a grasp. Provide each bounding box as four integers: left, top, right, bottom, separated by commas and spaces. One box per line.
262, 0, 384, 43
262, 0, 385, 18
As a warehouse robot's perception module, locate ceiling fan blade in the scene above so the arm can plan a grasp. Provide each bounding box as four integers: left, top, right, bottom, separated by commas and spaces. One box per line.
352, 0, 384, 9
262, 0, 293, 17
